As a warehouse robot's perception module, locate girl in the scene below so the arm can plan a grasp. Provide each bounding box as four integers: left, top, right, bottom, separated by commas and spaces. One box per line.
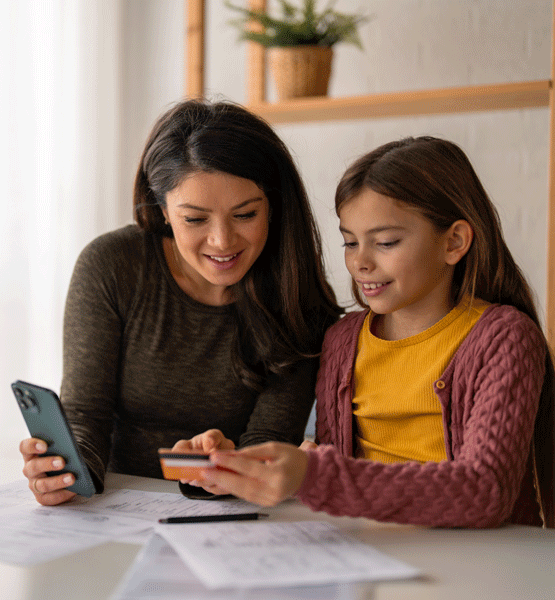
203, 136, 554, 528
19, 99, 342, 505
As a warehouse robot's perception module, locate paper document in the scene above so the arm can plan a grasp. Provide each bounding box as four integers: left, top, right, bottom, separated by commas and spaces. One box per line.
0, 503, 149, 565
0, 479, 38, 511
0, 480, 257, 566
65, 487, 259, 521
111, 533, 357, 600
157, 520, 420, 589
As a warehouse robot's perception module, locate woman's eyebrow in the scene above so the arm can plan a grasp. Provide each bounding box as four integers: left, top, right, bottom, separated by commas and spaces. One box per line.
177, 197, 266, 212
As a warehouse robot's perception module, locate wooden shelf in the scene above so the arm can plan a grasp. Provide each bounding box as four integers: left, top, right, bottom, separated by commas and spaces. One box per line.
247, 80, 551, 125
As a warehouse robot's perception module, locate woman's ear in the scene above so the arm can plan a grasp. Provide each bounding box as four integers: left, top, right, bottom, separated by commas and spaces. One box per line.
444, 220, 473, 265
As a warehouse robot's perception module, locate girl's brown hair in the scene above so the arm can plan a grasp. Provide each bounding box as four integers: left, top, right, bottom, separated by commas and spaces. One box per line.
336, 136, 554, 526
134, 99, 342, 390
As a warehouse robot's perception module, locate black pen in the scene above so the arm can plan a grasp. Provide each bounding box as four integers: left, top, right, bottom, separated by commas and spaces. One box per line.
158, 512, 267, 524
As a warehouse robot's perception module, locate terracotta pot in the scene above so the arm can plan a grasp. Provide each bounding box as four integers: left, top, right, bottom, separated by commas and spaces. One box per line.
268, 45, 333, 100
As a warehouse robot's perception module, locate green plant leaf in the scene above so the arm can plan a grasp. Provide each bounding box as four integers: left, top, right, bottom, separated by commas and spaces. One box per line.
224, 0, 371, 49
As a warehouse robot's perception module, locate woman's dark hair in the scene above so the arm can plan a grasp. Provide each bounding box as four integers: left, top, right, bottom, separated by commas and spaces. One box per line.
134, 99, 342, 390
335, 135, 554, 527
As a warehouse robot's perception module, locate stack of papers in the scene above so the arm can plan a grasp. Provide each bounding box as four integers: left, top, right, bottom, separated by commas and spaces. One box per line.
0, 480, 258, 565
155, 520, 420, 590
111, 533, 360, 600
0, 480, 420, 598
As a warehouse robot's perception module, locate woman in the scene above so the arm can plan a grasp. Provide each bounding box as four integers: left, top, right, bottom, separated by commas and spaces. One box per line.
19, 99, 342, 505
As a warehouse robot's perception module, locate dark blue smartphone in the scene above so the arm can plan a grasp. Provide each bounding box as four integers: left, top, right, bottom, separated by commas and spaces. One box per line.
12, 380, 98, 498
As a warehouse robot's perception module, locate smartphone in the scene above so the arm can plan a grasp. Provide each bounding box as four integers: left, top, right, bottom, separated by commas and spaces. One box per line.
158, 449, 215, 481
12, 380, 98, 498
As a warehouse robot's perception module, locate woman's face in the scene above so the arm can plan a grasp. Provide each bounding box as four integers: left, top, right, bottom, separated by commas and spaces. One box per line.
162, 170, 270, 305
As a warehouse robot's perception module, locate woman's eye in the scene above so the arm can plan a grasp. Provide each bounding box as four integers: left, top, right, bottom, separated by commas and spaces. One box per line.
235, 211, 257, 220
342, 241, 358, 249
378, 240, 400, 248
184, 216, 206, 224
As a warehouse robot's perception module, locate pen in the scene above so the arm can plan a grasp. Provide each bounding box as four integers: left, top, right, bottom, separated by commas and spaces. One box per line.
158, 512, 267, 524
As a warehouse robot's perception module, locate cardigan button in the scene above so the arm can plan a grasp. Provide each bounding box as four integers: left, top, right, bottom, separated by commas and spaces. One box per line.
435, 380, 446, 390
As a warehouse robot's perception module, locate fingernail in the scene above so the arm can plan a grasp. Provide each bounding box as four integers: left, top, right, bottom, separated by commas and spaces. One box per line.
36, 442, 47, 452
52, 459, 63, 469
63, 474, 73, 485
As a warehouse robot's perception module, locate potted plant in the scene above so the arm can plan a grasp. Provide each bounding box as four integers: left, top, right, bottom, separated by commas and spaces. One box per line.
225, 0, 370, 101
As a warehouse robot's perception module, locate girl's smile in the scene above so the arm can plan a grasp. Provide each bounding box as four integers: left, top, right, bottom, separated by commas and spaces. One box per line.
358, 280, 392, 295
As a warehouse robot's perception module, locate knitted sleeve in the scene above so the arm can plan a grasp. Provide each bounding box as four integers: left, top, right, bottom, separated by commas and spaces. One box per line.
297, 308, 546, 528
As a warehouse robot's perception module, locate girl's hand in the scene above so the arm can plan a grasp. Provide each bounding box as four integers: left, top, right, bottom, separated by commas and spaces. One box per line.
171, 429, 235, 495
201, 441, 309, 507
19, 438, 77, 506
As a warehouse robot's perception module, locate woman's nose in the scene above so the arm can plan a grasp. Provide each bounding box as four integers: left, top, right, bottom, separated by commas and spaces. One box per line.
207, 222, 235, 249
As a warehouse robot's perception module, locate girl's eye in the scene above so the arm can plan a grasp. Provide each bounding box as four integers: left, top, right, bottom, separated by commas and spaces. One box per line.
184, 216, 206, 224
235, 210, 257, 220
342, 241, 358, 249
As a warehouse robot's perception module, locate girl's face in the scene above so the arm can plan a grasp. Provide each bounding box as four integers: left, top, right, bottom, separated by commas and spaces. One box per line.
339, 188, 456, 338
163, 170, 270, 305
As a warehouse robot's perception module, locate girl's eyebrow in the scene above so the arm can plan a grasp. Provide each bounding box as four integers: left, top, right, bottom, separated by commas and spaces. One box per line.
339, 225, 405, 235
176, 197, 265, 212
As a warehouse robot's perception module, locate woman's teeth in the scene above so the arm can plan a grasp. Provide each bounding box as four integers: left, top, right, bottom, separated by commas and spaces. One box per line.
210, 253, 238, 263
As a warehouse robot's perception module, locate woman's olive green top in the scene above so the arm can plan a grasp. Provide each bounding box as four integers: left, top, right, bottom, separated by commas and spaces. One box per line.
61, 225, 316, 491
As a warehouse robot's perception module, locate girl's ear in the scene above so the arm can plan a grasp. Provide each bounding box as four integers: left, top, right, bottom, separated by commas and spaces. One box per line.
444, 220, 473, 265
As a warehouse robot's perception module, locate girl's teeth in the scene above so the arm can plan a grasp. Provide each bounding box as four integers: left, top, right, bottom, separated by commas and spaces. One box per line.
211, 254, 237, 263
363, 282, 384, 290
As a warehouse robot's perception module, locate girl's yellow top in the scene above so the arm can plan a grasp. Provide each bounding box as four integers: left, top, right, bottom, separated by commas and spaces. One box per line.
353, 298, 489, 464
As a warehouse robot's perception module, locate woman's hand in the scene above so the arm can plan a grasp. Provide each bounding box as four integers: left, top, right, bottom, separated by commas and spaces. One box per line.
171, 429, 235, 495
201, 441, 309, 507
19, 438, 77, 506
172, 429, 235, 454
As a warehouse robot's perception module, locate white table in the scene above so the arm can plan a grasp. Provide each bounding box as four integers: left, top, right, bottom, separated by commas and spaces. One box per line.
1, 472, 554, 600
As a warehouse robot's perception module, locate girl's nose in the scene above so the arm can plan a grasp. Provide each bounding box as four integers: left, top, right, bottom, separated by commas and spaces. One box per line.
353, 250, 375, 272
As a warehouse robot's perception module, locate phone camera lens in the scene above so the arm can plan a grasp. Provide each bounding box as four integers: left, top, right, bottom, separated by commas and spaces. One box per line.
14, 387, 29, 409
23, 390, 37, 409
